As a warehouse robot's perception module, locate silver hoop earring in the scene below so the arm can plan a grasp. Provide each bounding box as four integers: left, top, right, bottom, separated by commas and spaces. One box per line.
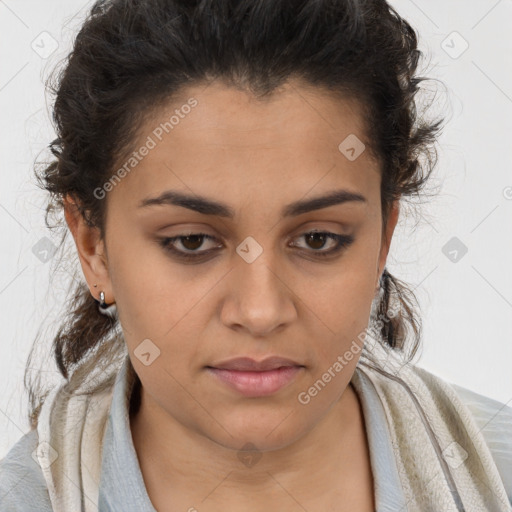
97, 291, 118, 320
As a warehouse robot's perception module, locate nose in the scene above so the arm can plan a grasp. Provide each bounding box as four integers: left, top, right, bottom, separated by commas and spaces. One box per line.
220, 250, 297, 337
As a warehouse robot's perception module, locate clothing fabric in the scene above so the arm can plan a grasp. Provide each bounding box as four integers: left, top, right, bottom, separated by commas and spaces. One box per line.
1, 340, 511, 512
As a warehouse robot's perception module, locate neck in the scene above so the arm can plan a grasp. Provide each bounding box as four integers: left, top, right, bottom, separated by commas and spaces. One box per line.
130, 380, 374, 511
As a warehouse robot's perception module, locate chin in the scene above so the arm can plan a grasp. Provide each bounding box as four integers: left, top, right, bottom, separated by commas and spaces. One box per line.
206, 414, 310, 453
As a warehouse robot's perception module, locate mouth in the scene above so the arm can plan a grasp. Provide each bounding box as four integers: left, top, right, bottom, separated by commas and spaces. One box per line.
205, 356, 305, 397
207, 355, 303, 372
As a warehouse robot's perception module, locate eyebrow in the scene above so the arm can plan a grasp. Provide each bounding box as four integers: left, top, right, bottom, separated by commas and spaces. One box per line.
138, 188, 367, 218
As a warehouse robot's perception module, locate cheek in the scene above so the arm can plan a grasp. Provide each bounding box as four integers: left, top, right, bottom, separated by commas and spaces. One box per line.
311, 248, 377, 318
299, 256, 377, 364
107, 233, 222, 369
105, 225, 180, 339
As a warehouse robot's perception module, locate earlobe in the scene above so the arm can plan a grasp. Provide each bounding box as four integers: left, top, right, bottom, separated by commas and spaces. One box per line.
63, 194, 114, 304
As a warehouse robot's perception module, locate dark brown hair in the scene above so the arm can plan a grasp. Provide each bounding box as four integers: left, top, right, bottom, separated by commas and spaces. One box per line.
26, 0, 444, 428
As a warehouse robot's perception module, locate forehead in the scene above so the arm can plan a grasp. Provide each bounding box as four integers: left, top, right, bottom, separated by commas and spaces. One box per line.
151, 79, 372, 149
109, 79, 380, 210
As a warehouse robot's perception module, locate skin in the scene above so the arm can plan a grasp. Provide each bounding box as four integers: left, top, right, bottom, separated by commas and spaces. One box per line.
65, 78, 399, 511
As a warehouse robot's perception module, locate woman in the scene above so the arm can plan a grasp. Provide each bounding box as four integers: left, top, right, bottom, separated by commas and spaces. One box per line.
1, 0, 511, 511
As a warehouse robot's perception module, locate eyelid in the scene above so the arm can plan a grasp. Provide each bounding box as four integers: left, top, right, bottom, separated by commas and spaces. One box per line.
158, 230, 354, 261
163, 233, 220, 251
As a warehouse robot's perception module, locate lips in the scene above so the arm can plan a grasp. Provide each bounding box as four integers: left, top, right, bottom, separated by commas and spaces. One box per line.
205, 355, 304, 396
207, 356, 303, 372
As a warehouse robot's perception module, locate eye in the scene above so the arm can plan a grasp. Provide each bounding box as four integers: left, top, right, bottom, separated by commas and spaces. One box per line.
158, 230, 354, 262
289, 230, 355, 258
159, 233, 221, 261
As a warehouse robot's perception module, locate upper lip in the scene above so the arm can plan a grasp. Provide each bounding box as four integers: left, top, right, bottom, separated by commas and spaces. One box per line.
208, 356, 303, 371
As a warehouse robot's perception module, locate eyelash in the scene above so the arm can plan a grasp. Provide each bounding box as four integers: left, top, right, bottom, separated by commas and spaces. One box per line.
158, 231, 355, 262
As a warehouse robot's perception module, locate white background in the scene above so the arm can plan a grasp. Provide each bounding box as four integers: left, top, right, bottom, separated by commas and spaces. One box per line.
1, 0, 511, 459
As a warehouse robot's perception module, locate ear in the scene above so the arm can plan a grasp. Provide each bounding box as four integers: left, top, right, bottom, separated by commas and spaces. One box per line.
63, 194, 114, 304
375, 199, 400, 289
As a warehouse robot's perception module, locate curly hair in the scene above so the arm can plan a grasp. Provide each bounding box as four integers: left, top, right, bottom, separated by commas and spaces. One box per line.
26, 0, 444, 429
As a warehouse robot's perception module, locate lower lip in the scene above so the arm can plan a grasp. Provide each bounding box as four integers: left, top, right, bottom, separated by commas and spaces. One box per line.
206, 366, 303, 397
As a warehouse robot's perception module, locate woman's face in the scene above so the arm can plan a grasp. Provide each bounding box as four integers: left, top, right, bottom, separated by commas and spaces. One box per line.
73, 78, 398, 452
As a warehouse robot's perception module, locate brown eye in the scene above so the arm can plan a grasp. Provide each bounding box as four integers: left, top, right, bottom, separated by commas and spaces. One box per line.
291, 231, 355, 258
159, 233, 222, 261
158, 230, 354, 263
304, 232, 329, 250
180, 234, 206, 250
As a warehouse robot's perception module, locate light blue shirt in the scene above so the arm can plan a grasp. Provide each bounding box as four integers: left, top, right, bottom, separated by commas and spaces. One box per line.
1, 355, 511, 511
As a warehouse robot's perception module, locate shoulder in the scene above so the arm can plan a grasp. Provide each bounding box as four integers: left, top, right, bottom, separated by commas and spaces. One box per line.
408, 364, 512, 503
414, 367, 512, 502
448, 381, 512, 492
0, 428, 53, 511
